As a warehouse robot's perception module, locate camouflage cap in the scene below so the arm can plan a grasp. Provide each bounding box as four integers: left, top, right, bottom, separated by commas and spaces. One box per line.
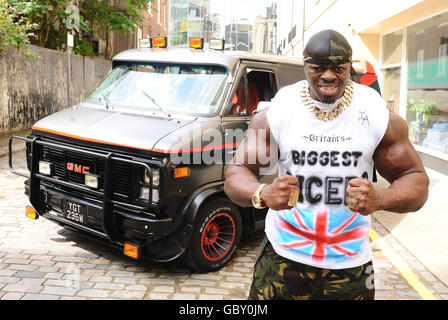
303, 29, 352, 65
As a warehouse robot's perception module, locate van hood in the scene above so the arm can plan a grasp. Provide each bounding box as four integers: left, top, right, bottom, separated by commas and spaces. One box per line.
32, 103, 197, 151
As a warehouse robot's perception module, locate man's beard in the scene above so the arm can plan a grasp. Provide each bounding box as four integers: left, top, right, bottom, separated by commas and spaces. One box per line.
321, 95, 337, 104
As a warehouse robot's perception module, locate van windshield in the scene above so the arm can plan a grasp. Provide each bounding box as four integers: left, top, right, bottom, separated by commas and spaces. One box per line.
87, 63, 228, 116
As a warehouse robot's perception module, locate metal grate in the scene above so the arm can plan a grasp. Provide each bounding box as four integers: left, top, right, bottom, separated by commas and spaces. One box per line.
41, 145, 132, 199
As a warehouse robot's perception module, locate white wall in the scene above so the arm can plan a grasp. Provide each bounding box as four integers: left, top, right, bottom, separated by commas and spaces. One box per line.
277, 0, 423, 58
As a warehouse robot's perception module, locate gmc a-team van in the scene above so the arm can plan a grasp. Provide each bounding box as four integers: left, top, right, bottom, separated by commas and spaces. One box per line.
10, 38, 305, 272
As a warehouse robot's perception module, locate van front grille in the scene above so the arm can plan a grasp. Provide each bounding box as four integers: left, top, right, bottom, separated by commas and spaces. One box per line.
41, 145, 132, 199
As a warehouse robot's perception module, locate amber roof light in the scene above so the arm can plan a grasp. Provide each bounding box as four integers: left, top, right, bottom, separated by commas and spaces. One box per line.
189, 37, 204, 49
152, 37, 168, 48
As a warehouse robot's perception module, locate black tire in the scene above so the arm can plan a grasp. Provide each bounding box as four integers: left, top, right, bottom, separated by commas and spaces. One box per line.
182, 197, 242, 272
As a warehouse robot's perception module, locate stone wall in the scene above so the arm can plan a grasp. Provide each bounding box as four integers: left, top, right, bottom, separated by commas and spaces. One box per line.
0, 45, 111, 135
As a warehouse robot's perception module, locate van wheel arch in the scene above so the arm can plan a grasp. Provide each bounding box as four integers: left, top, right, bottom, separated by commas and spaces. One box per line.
180, 195, 243, 272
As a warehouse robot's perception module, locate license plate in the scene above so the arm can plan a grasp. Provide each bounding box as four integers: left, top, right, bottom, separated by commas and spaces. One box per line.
63, 200, 87, 225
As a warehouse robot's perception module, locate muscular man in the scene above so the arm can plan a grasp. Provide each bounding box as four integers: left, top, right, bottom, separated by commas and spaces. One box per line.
224, 29, 429, 300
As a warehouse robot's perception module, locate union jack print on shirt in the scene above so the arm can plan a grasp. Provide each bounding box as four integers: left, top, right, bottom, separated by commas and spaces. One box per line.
277, 207, 369, 264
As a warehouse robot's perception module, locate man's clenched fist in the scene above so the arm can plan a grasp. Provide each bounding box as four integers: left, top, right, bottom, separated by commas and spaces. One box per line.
346, 177, 381, 215
261, 174, 300, 211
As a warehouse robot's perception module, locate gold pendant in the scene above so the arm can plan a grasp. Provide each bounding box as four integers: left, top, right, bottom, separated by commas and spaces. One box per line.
288, 188, 300, 206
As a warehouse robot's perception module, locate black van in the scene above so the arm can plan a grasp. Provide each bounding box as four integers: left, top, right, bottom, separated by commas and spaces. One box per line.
10, 40, 305, 272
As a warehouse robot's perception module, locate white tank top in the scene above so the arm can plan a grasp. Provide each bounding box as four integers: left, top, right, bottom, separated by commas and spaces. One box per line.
265, 80, 389, 269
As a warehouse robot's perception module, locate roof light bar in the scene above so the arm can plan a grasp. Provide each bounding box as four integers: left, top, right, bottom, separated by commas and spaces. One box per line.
209, 39, 225, 51
139, 38, 151, 48
189, 37, 204, 49
152, 37, 167, 48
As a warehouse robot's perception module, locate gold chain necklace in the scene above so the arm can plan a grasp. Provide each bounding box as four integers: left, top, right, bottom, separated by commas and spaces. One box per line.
300, 80, 354, 121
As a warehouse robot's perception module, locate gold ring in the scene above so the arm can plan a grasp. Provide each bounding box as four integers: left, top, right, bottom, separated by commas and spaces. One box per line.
346, 193, 358, 207
288, 188, 300, 207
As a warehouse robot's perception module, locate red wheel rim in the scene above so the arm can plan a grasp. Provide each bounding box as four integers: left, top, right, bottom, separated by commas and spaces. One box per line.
201, 212, 236, 262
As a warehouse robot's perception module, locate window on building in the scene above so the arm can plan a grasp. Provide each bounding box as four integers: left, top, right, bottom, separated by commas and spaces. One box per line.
165, 1, 168, 30
382, 67, 401, 114
406, 11, 448, 155
382, 29, 403, 66
438, 43, 448, 75
381, 29, 404, 114
417, 49, 425, 78
137, 28, 142, 46
169, 0, 188, 46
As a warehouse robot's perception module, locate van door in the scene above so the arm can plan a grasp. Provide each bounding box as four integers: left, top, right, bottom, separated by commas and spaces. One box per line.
221, 63, 279, 178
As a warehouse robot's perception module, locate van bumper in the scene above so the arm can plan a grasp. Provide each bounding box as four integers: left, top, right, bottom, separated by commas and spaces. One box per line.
32, 184, 190, 262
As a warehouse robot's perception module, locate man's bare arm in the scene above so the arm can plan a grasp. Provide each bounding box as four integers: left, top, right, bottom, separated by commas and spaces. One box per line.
224, 111, 298, 210
347, 113, 429, 215
373, 113, 429, 212
224, 111, 271, 207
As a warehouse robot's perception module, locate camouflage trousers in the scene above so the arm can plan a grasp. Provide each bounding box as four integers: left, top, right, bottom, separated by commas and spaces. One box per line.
249, 238, 375, 300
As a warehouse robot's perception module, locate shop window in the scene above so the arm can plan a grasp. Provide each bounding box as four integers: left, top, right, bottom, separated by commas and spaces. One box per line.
382, 67, 401, 114
438, 43, 447, 75
382, 29, 403, 66
417, 49, 425, 78
406, 11, 448, 154
381, 29, 404, 114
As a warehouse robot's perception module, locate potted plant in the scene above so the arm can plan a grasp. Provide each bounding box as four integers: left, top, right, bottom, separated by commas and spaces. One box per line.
407, 99, 439, 143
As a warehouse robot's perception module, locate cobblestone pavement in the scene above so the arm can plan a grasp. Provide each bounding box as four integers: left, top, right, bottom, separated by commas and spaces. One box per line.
1, 151, 447, 300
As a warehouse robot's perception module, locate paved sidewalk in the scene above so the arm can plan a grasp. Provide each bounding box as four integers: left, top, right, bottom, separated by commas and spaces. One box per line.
373, 169, 448, 290
1, 130, 447, 300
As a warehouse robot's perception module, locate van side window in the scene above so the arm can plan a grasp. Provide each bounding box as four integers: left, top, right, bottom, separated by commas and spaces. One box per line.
247, 70, 277, 116
229, 75, 248, 116
227, 69, 278, 117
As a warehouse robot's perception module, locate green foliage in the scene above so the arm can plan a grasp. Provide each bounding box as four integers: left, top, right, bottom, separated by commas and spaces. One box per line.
0, 0, 37, 57
8, 0, 154, 57
407, 99, 440, 115
73, 36, 94, 56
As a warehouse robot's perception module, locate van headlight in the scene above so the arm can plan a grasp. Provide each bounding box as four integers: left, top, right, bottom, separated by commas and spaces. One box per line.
39, 161, 53, 176
143, 168, 160, 187
140, 167, 160, 204
139, 186, 160, 204
85, 173, 99, 189
152, 189, 159, 203
139, 186, 150, 200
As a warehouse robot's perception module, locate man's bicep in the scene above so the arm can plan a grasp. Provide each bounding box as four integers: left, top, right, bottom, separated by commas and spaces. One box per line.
232, 111, 277, 176
374, 114, 425, 183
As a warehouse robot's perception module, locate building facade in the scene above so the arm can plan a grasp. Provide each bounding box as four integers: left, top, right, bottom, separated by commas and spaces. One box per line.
252, 2, 277, 55
139, 0, 170, 41
225, 21, 253, 51
169, 0, 211, 47
103, 0, 170, 57
277, 0, 448, 172
207, 13, 222, 41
